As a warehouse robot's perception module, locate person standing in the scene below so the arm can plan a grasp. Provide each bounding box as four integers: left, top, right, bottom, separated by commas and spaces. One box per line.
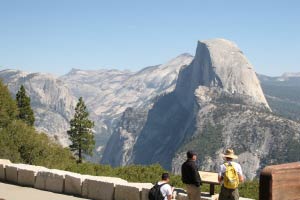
181, 151, 202, 200
149, 173, 174, 200
158, 173, 174, 200
218, 149, 244, 200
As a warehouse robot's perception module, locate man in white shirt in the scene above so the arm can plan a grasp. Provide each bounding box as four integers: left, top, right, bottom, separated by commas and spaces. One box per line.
157, 173, 174, 200
218, 149, 244, 200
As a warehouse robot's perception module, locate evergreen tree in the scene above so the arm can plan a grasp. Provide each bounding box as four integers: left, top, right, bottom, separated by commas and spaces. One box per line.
67, 97, 95, 163
0, 79, 18, 127
0, 80, 75, 168
16, 85, 35, 126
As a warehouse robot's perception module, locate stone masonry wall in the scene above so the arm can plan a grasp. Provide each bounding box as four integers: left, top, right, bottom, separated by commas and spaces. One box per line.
0, 159, 254, 200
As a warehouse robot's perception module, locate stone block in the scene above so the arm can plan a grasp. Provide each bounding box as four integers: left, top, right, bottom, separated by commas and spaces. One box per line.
0, 159, 11, 164
45, 169, 66, 193
260, 162, 300, 200
81, 175, 128, 198
65, 173, 86, 196
34, 171, 48, 190
5, 164, 18, 184
114, 184, 141, 200
84, 178, 115, 200
141, 188, 150, 200
125, 182, 153, 200
115, 182, 153, 200
127, 182, 153, 189
81, 178, 89, 198
18, 168, 35, 187
17, 164, 47, 187
35, 169, 65, 193
0, 159, 11, 181
97, 176, 128, 184
0, 164, 5, 181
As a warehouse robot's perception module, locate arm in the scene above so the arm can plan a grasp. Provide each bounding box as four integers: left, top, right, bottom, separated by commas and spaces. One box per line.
166, 185, 173, 200
238, 174, 244, 183
237, 164, 244, 183
192, 163, 201, 186
218, 175, 223, 183
218, 164, 224, 183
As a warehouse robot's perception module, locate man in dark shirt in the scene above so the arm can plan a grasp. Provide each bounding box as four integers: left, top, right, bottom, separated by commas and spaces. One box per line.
181, 151, 202, 200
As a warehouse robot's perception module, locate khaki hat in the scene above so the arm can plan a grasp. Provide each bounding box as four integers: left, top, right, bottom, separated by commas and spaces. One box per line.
222, 149, 238, 159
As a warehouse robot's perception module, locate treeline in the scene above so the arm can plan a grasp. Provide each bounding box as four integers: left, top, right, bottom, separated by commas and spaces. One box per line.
0, 80, 75, 169
0, 80, 258, 199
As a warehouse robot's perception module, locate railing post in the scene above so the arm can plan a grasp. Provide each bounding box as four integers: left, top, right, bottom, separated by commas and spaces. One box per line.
259, 162, 300, 200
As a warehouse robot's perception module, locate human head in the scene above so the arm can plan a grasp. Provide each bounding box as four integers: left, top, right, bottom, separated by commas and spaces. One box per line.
223, 149, 238, 161
187, 150, 197, 161
161, 173, 170, 182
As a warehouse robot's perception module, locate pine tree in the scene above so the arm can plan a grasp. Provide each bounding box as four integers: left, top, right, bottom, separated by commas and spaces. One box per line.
67, 97, 95, 163
0, 79, 18, 127
16, 85, 35, 126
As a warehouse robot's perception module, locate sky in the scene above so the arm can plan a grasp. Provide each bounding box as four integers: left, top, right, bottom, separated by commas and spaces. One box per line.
0, 0, 299, 76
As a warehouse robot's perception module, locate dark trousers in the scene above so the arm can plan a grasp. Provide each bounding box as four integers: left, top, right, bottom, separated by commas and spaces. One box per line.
219, 185, 239, 200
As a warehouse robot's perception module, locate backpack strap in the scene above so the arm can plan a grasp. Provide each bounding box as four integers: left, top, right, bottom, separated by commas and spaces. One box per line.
155, 182, 167, 187
157, 183, 168, 198
225, 161, 232, 166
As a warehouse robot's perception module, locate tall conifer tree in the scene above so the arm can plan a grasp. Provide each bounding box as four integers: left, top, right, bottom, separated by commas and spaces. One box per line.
67, 97, 95, 163
16, 85, 35, 126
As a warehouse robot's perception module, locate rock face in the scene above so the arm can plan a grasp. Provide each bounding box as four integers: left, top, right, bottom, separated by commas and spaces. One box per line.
200, 39, 269, 108
104, 39, 300, 179
0, 70, 77, 145
131, 39, 271, 169
0, 53, 193, 161
61, 53, 193, 118
258, 73, 300, 121
1, 39, 299, 179
62, 53, 193, 161
100, 54, 193, 166
101, 108, 149, 166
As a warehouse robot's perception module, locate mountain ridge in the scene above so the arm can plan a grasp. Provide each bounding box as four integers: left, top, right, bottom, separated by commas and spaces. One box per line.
0, 53, 193, 162
1, 39, 299, 178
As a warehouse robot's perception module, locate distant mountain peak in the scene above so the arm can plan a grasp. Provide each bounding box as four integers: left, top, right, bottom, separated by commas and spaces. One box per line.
176, 53, 193, 58
281, 72, 300, 78
0, 69, 29, 77
175, 39, 270, 110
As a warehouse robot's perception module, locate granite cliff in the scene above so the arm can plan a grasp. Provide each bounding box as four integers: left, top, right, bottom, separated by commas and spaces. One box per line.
0, 54, 193, 161
1, 39, 299, 179
103, 39, 300, 179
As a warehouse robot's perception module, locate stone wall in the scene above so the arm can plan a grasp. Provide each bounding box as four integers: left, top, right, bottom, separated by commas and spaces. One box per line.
0, 159, 155, 200
0, 159, 253, 200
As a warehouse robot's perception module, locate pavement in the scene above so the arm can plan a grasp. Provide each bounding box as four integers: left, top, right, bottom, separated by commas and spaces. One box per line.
0, 181, 254, 200
0, 182, 89, 200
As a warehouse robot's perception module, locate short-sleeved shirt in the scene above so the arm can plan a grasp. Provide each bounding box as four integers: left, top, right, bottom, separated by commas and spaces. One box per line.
218, 161, 243, 178
157, 181, 172, 200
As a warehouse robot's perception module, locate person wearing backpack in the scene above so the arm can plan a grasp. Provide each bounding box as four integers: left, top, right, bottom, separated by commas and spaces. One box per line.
218, 149, 244, 200
181, 151, 202, 200
148, 173, 174, 200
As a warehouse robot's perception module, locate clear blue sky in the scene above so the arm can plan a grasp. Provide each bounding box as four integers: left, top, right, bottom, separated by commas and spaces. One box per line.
0, 0, 299, 76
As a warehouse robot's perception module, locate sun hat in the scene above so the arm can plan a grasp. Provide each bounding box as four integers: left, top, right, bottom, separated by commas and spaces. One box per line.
222, 149, 238, 159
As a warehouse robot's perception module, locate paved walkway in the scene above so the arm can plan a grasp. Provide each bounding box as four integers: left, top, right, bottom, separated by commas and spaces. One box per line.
0, 182, 89, 200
